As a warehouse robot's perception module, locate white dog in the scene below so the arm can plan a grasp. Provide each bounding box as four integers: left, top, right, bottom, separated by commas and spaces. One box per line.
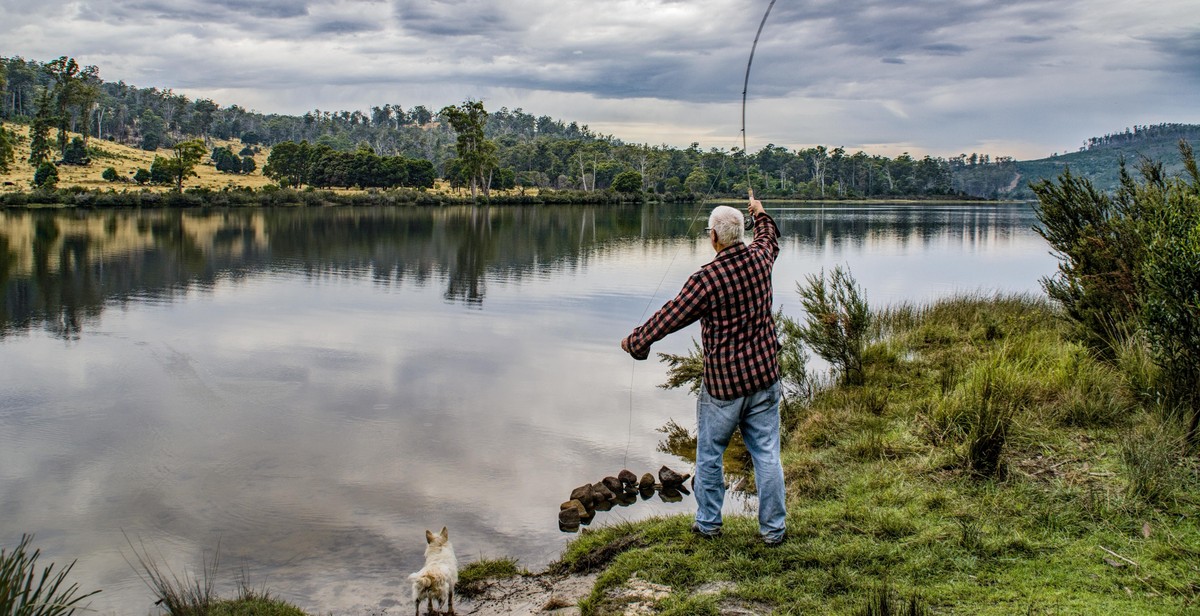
407, 526, 458, 616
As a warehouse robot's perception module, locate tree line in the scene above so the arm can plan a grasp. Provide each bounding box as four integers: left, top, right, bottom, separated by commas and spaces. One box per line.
2, 54, 1018, 199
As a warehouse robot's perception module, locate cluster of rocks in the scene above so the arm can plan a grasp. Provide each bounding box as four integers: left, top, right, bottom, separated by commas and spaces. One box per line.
558, 466, 692, 532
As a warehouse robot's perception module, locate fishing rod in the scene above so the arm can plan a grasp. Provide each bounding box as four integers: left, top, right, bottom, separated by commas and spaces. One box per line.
742, 0, 778, 195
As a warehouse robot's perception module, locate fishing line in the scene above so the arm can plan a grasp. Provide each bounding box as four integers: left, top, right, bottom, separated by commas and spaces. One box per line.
622, 0, 777, 469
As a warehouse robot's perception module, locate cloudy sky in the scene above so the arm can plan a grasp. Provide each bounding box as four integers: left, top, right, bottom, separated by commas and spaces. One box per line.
3, 0, 1199, 159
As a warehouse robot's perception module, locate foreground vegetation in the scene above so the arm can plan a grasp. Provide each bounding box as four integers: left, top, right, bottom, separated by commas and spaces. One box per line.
550, 293, 1198, 615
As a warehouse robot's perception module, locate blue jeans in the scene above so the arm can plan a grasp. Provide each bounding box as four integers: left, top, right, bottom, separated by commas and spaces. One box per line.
694, 381, 786, 541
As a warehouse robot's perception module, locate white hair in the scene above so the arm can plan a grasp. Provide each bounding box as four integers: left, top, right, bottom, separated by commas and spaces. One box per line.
708, 205, 744, 246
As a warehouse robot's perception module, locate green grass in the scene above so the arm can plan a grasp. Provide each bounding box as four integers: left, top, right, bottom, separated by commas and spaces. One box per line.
123, 535, 309, 616
0, 534, 100, 616
553, 293, 1200, 615
456, 556, 529, 598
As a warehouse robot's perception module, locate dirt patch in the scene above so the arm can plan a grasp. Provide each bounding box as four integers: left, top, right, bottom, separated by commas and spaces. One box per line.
460, 572, 598, 615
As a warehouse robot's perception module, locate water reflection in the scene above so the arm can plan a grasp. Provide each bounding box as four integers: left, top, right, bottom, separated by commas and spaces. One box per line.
0, 204, 1039, 338
0, 203, 1051, 615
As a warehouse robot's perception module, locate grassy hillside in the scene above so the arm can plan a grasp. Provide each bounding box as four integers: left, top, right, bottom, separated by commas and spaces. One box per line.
1003, 124, 1200, 199
0, 123, 275, 194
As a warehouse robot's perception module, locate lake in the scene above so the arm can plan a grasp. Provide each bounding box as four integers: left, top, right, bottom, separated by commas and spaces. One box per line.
0, 202, 1055, 615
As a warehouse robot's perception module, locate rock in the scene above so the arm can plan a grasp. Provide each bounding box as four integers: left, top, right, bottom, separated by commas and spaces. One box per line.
638, 472, 656, 490
601, 476, 624, 494
593, 498, 614, 512
615, 491, 637, 507
570, 485, 595, 508
639, 486, 656, 500
658, 465, 691, 487
558, 507, 581, 526
560, 499, 588, 517
592, 482, 615, 501
618, 469, 638, 489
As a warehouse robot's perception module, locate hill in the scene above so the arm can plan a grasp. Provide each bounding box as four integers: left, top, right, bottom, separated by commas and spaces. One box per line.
952, 123, 1200, 200
0, 123, 274, 194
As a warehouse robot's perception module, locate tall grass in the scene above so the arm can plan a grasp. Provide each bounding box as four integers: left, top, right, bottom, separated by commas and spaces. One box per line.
0, 534, 100, 616
1121, 417, 1184, 505
123, 534, 219, 616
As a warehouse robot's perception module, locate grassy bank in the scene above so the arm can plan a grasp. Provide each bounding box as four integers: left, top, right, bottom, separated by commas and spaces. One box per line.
546, 294, 1199, 615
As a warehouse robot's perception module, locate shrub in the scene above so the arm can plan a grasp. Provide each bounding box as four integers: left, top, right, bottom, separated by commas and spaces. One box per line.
61, 137, 90, 165
133, 168, 151, 185
796, 265, 871, 385
1031, 167, 1141, 356
32, 162, 58, 189
0, 534, 100, 616
101, 167, 119, 182
1135, 142, 1200, 444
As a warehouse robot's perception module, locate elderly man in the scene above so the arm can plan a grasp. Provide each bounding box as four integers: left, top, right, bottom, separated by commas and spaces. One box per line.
621, 192, 786, 546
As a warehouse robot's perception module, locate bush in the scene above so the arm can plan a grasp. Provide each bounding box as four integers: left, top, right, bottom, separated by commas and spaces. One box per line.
101, 167, 119, 182
0, 534, 100, 616
1135, 142, 1200, 444
61, 137, 90, 165
32, 162, 58, 189
1031, 168, 1142, 356
796, 265, 871, 385
133, 168, 151, 185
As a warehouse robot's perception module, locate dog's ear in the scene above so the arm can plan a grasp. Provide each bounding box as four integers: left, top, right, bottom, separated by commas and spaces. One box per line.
440, 526, 449, 540
425, 530, 435, 544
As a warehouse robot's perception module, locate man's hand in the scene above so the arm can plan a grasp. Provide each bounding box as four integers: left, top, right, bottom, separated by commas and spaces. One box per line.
747, 188, 764, 217
621, 336, 631, 354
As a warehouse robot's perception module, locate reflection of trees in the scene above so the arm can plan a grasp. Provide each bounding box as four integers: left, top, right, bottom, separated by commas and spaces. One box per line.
0, 204, 1032, 339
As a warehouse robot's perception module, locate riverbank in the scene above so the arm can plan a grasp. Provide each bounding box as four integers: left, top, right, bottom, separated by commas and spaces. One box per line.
470, 294, 1197, 615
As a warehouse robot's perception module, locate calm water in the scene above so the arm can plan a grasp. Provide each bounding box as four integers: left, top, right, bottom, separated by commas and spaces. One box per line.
0, 203, 1053, 615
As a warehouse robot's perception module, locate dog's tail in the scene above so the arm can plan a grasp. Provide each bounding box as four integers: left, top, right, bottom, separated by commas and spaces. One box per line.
408, 570, 436, 594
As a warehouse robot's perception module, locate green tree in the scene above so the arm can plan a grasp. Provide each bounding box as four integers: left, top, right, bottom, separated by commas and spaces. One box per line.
133, 167, 151, 185
241, 156, 256, 174
612, 169, 642, 194
684, 167, 710, 194
0, 125, 16, 173
139, 110, 165, 151
191, 98, 218, 144
28, 88, 56, 166
263, 140, 310, 187
211, 146, 241, 173
33, 161, 58, 189
149, 156, 173, 184
440, 101, 499, 198
61, 136, 89, 165
101, 166, 119, 181
165, 139, 207, 190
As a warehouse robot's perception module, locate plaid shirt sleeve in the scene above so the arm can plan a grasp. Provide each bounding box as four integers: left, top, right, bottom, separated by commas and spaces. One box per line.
625, 271, 709, 361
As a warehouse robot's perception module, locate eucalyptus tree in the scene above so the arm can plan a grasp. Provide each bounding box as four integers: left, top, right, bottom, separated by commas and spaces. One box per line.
440, 100, 499, 197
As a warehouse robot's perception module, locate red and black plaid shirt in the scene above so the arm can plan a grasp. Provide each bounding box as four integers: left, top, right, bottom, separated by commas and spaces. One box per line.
626, 212, 781, 400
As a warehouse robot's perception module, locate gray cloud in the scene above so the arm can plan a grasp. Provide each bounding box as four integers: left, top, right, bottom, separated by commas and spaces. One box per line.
1, 0, 1199, 158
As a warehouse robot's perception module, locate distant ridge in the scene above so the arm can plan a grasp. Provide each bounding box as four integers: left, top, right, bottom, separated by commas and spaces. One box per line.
1008, 123, 1200, 197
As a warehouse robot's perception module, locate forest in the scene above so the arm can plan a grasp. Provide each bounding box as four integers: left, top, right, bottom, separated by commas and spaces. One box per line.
1, 55, 1194, 200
